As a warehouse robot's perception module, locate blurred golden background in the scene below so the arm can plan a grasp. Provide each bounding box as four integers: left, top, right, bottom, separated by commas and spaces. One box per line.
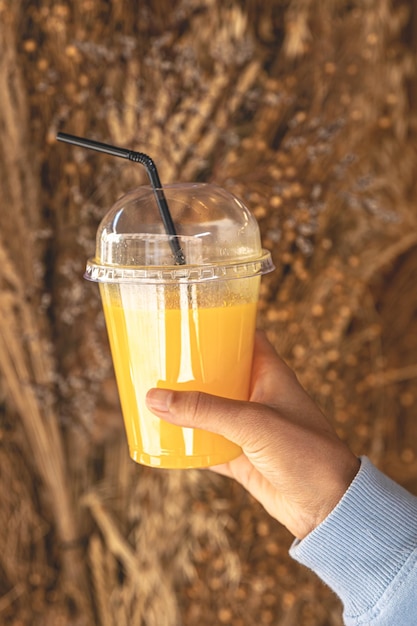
0, 0, 417, 624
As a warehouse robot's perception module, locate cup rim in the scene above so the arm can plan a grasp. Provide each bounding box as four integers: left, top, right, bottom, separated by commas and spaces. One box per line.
84, 249, 275, 284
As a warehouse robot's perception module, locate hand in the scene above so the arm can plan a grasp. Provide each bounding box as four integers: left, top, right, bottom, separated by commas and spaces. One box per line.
146, 331, 360, 539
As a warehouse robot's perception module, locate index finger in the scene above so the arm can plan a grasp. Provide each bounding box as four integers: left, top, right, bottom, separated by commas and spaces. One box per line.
250, 331, 298, 404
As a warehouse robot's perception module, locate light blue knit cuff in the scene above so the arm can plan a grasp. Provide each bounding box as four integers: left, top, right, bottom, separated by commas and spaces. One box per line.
290, 456, 417, 620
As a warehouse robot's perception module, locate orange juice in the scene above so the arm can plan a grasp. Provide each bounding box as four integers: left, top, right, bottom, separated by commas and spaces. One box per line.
101, 287, 257, 468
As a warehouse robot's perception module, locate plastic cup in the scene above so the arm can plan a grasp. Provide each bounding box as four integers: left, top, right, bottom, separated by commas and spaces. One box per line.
85, 183, 274, 469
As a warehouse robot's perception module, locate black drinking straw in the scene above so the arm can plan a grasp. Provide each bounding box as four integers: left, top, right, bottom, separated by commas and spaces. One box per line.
56, 132, 186, 265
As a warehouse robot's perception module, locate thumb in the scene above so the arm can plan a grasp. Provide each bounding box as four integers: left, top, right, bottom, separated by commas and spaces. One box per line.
145, 388, 269, 449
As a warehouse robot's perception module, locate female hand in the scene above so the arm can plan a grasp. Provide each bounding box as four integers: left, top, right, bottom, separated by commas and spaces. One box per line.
146, 331, 360, 539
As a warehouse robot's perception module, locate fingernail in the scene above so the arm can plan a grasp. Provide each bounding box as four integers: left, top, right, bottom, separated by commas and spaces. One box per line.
146, 388, 173, 413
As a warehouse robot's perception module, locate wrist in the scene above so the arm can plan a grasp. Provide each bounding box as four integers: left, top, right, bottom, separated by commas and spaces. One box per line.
295, 454, 361, 540
316, 456, 361, 529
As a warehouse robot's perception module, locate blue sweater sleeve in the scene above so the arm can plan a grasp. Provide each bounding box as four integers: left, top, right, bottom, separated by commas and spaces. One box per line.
289, 457, 417, 625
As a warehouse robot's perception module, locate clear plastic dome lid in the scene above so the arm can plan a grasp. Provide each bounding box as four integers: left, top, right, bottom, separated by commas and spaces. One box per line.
85, 183, 274, 283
